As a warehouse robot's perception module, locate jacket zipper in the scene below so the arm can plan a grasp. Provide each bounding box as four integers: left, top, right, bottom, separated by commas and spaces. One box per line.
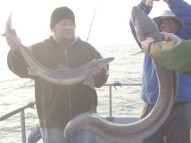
65, 50, 72, 119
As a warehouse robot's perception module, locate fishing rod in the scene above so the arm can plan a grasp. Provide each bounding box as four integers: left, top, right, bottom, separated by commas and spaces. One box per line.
86, 7, 97, 42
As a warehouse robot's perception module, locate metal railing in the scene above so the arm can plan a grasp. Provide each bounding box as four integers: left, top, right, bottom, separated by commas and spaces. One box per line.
0, 82, 141, 143
104, 82, 141, 117
0, 101, 36, 143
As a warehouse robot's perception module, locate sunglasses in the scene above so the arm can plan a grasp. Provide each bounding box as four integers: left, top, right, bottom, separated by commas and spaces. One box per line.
159, 19, 178, 25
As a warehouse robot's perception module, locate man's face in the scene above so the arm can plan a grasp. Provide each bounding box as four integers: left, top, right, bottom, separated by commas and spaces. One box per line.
159, 18, 180, 33
53, 19, 75, 41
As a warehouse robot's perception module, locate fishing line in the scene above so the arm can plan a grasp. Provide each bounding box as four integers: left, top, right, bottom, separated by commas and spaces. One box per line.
86, 6, 98, 113
86, 7, 97, 42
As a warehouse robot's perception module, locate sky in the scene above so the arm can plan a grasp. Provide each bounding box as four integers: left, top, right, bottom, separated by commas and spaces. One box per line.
0, 0, 190, 45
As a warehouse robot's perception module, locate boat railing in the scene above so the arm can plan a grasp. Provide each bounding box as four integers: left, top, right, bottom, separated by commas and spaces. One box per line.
104, 82, 141, 118
0, 82, 141, 143
0, 101, 36, 143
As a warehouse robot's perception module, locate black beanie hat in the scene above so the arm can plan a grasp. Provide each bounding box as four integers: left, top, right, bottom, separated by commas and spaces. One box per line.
50, 6, 75, 30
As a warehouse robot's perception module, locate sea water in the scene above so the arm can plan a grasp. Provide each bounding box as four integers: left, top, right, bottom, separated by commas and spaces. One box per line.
0, 43, 144, 143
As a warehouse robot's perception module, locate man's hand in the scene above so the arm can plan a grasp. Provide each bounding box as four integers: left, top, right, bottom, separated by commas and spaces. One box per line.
146, 0, 159, 6
6, 29, 22, 52
92, 67, 105, 76
141, 37, 155, 52
145, 0, 153, 6
162, 31, 183, 42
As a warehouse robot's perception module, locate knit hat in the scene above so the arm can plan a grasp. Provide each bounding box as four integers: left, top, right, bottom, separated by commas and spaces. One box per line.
153, 10, 182, 28
50, 6, 75, 30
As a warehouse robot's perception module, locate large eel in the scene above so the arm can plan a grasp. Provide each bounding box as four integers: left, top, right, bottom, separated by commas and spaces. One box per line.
64, 6, 177, 143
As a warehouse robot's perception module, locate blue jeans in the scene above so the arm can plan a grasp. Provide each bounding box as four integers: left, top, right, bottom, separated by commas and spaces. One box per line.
42, 128, 98, 143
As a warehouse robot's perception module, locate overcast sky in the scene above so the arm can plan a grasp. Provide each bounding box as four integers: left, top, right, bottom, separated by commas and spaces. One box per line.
0, 0, 190, 45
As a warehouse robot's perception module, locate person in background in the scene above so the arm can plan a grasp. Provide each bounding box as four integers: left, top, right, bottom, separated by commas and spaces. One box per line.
141, 32, 191, 75
6, 6, 109, 143
129, 0, 191, 143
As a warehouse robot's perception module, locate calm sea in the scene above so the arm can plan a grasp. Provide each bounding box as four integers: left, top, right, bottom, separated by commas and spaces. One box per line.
0, 42, 144, 143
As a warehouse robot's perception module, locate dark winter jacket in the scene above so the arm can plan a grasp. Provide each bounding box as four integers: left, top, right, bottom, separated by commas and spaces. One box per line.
7, 36, 109, 128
